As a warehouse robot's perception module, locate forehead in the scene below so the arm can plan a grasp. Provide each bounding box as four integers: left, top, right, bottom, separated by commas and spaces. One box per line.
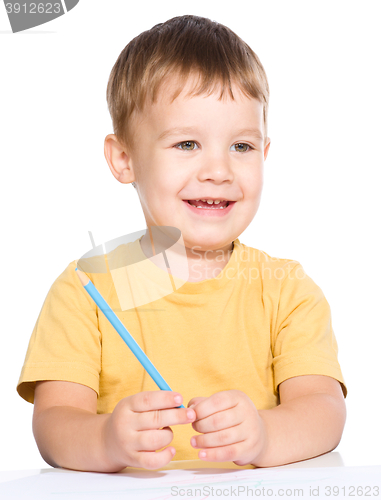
137, 72, 264, 132
155, 71, 254, 106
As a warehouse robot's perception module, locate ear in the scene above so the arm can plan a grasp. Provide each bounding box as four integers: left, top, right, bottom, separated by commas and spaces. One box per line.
104, 134, 136, 184
264, 137, 271, 160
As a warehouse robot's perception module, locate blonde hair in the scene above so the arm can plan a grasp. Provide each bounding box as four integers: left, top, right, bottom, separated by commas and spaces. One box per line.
106, 15, 270, 188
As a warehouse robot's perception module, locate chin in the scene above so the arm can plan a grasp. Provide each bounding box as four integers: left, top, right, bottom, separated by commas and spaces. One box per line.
183, 235, 232, 252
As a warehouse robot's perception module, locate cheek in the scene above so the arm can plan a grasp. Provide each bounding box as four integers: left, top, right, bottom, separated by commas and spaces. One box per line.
243, 169, 264, 199
139, 152, 175, 186
140, 177, 175, 211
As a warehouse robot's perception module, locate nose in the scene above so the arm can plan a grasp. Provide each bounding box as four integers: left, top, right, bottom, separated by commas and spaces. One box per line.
196, 150, 234, 184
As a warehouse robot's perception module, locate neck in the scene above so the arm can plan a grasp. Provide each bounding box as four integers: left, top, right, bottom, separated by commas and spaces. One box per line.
184, 242, 234, 282
140, 230, 234, 283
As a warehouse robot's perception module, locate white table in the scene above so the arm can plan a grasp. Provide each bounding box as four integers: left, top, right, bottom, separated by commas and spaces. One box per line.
0, 450, 343, 484
1, 453, 380, 499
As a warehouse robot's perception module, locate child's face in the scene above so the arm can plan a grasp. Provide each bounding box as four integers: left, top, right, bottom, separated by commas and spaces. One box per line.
111, 75, 270, 252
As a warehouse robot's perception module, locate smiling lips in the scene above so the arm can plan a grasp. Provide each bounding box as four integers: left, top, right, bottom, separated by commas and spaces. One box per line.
186, 199, 230, 209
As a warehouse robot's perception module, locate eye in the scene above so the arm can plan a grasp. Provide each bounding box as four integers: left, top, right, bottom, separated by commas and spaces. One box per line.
174, 141, 253, 152
175, 141, 198, 151
231, 143, 253, 153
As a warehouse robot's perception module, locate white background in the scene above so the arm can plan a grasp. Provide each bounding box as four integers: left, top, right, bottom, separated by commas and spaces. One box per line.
1, 1, 380, 471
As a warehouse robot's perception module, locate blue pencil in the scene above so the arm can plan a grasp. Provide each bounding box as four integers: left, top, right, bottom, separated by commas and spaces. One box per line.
75, 267, 184, 408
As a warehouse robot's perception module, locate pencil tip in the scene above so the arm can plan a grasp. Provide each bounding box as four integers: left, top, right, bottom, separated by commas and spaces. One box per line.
75, 267, 90, 286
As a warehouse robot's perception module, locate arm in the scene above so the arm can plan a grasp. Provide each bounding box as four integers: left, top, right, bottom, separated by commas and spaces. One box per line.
254, 375, 346, 467
33, 380, 195, 472
33, 381, 112, 472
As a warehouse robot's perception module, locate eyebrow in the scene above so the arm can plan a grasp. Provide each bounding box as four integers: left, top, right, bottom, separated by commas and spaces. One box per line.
158, 127, 264, 141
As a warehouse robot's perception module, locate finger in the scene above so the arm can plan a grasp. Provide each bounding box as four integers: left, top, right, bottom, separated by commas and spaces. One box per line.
191, 425, 244, 449
137, 406, 196, 431
187, 397, 207, 408
136, 427, 174, 452
192, 407, 242, 434
135, 447, 177, 470
192, 391, 238, 420
197, 443, 242, 462
129, 391, 184, 412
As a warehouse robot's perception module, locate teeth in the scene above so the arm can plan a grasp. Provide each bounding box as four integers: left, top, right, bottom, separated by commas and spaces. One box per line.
187, 199, 229, 208
189, 202, 228, 209
194, 196, 225, 205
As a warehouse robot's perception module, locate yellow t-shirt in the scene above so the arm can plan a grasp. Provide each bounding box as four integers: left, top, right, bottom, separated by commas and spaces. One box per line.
17, 237, 347, 460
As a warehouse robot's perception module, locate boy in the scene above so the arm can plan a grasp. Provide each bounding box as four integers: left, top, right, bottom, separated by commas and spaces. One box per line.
17, 14, 347, 472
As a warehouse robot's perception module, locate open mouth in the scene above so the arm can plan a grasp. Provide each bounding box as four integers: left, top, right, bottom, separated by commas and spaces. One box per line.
185, 200, 231, 210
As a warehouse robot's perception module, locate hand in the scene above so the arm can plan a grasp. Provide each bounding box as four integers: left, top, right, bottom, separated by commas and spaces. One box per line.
103, 391, 196, 470
188, 390, 267, 466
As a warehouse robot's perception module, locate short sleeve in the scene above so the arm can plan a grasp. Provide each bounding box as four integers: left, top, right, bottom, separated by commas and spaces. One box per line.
272, 262, 347, 398
17, 261, 101, 403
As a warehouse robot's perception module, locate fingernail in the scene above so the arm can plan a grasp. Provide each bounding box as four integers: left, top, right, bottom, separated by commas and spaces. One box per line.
191, 437, 196, 447
199, 451, 207, 458
186, 409, 196, 420
188, 404, 195, 408
174, 395, 182, 405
